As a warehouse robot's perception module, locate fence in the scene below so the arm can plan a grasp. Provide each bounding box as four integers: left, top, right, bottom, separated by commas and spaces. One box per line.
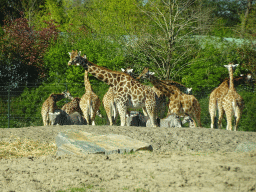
0, 83, 255, 131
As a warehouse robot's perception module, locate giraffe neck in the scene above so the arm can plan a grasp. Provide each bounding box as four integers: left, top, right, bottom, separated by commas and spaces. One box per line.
84, 70, 92, 91
229, 67, 235, 90
77, 56, 132, 87
149, 75, 178, 97
87, 62, 129, 87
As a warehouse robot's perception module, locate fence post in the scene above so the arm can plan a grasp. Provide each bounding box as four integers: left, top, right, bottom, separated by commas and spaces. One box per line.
7, 83, 10, 128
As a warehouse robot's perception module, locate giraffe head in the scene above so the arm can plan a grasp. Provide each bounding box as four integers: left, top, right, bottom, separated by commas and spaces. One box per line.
186, 87, 193, 94
121, 67, 133, 75
136, 67, 155, 80
121, 67, 136, 78
62, 90, 74, 100
68, 50, 90, 69
224, 63, 239, 71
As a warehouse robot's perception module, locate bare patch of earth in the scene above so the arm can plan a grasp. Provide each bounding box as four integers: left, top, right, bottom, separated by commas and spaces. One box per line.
0, 125, 256, 192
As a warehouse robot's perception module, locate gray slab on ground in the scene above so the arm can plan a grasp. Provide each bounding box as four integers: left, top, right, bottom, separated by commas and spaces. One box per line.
235, 141, 256, 152
56, 130, 153, 156
160, 115, 182, 128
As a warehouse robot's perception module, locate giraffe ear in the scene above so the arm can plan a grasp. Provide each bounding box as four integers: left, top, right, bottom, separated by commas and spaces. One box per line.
121, 68, 125, 72
234, 64, 239, 67
68, 52, 72, 56
128, 69, 133, 73
78, 51, 81, 56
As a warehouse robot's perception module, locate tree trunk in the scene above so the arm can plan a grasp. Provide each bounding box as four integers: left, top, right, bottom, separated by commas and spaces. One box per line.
241, 0, 253, 36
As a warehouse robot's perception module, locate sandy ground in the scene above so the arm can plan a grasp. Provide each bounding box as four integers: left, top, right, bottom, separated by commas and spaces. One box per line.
0, 125, 256, 192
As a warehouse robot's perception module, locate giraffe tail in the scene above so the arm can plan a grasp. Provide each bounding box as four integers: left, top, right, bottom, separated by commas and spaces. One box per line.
111, 101, 117, 120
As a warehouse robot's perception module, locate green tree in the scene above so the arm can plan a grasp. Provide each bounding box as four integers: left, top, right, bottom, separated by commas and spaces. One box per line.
85, 0, 146, 36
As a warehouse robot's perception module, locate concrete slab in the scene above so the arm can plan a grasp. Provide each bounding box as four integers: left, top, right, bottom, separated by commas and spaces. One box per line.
56, 130, 153, 156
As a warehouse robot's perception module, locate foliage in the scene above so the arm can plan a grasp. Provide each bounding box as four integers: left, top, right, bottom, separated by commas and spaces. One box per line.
236, 43, 256, 79
180, 37, 249, 93
85, 0, 145, 36
0, 17, 59, 91
238, 88, 256, 132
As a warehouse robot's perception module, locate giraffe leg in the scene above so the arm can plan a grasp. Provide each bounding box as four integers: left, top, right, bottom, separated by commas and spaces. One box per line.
103, 100, 113, 125
145, 101, 157, 127
82, 106, 90, 125
42, 112, 48, 126
224, 108, 232, 131
142, 107, 148, 116
217, 104, 224, 129
116, 102, 127, 126
209, 102, 216, 128
234, 106, 242, 131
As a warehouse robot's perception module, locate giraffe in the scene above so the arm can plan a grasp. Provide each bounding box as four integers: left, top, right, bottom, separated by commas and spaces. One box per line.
222, 63, 244, 131
41, 91, 73, 126
102, 68, 135, 125
78, 68, 101, 125
137, 67, 201, 127
209, 72, 252, 129
61, 97, 82, 115
68, 50, 158, 127
136, 69, 167, 119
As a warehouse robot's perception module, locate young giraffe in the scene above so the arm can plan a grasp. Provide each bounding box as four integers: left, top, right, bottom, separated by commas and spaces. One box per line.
161, 78, 195, 127
41, 91, 72, 126
209, 73, 252, 129
61, 97, 82, 115
78, 67, 101, 125
102, 68, 134, 125
68, 50, 158, 127
222, 63, 244, 131
137, 68, 201, 127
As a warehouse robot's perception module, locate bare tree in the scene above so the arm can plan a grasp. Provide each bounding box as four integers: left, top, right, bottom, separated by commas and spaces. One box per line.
241, 0, 254, 36
128, 0, 212, 80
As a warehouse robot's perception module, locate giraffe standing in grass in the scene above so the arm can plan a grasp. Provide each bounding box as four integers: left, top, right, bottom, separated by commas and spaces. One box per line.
41, 91, 73, 126
222, 63, 244, 131
137, 68, 201, 127
68, 50, 158, 127
209, 73, 252, 129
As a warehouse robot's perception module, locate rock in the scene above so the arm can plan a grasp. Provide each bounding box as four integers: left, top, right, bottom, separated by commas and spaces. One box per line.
182, 116, 195, 128
69, 112, 87, 125
126, 111, 149, 127
49, 110, 87, 125
146, 118, 160, 127
56, 130, 153, 156
160, 115, 182, 128
235, 141, 256, 152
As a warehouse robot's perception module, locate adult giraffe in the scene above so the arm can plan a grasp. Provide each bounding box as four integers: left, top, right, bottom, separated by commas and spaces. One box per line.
137, 67, 201, 127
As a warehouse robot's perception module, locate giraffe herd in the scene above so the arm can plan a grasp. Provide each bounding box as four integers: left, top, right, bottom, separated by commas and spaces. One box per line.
41, 50, 253, 131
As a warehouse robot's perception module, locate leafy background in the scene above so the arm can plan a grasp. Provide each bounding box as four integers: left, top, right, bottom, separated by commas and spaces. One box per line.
0, 0, 255, 131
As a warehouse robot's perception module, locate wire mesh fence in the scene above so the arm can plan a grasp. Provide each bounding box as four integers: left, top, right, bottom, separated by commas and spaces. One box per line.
0, 83, 255, 130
